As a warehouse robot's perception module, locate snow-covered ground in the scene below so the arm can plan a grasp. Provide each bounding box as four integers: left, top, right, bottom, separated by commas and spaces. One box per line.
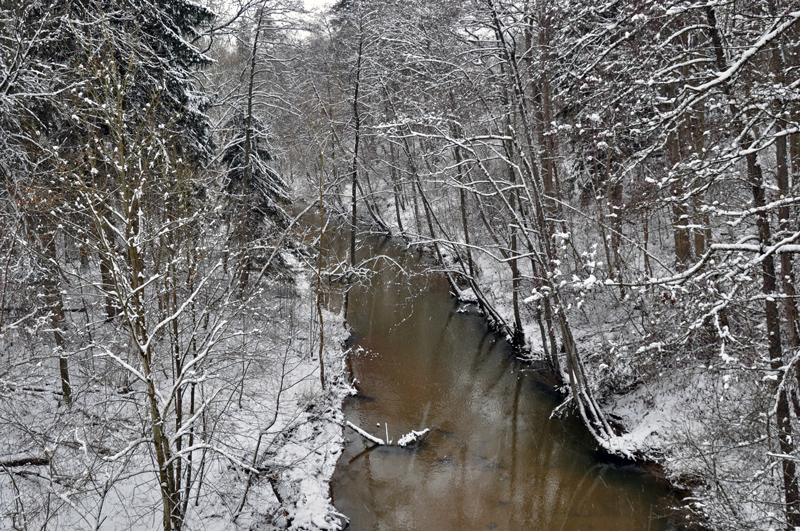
0, 246, 353, 530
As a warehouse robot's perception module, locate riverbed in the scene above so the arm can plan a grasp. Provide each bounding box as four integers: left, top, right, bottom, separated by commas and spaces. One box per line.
331, 236, 679, 530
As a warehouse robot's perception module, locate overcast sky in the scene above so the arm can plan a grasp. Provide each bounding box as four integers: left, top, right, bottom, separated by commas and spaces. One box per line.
304, 0, 334, 12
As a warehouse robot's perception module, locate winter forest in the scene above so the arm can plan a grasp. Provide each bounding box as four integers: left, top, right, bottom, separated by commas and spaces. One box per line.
2, 0, 800, 529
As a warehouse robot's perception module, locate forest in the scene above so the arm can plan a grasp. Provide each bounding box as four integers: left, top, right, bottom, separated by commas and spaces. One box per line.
1, 0, 800, 529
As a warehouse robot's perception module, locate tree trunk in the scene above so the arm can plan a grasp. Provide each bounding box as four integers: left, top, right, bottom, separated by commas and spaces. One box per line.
350, 27, 362, 273
666, 129, 691, 266
42, 229, 72, 405
749, 152, 800, 529
704, 5, 800, 522
451, 129, 474, 278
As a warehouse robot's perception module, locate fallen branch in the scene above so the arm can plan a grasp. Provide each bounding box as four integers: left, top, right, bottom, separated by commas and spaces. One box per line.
0, 455, 49, 467
397, 428, 429, 447
346, 422, 431, 448
346, 421, 385, 445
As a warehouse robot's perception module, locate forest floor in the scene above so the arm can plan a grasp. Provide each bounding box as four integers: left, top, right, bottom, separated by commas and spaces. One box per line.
218, 251, 354, 531
0, 248, 354, 531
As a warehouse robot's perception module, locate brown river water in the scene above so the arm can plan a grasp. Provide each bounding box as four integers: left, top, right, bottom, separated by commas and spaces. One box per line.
329, 236, 680, 531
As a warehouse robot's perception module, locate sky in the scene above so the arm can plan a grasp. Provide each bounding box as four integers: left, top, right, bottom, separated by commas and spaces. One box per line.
304, 0, 334, 12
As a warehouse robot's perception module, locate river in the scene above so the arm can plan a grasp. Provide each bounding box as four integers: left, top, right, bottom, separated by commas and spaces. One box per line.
330, 235, 680, 530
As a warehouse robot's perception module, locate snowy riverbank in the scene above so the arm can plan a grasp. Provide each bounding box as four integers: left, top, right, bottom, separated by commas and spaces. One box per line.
444, 238, 747, 528
199, 251, 354, 531
0, 246, 354, 531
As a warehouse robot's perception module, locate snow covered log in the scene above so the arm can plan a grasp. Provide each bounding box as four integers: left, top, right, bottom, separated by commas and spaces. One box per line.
397, 428, 430, 447
346, 422, 431, 448
346, 421, 385, 445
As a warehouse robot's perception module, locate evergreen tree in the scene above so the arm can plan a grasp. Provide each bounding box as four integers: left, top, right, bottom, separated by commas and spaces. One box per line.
7, 0, 215, 161
115, 0, 216, 160
221, 108, 290, 230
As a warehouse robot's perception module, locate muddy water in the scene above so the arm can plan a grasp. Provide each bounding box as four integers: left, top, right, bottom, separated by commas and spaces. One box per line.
331, 237, 678, 531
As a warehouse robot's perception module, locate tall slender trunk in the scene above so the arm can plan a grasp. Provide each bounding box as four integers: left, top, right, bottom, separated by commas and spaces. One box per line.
706, 6, 800, 524
99, 255, 118, 320
642, 211, 652, 278
505, 141, 525, 346
769, 0, 800, 382
42, 229, 72, 405
350, 28, 362, 274
388, 139, 404, 233
451, 127, 474, 278
750, 152, 800, 528
317, 154, 327, 390
666, 128, 691, 266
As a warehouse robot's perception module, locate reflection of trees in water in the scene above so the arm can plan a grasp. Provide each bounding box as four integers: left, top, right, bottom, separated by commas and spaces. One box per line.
333, 233, 674, 530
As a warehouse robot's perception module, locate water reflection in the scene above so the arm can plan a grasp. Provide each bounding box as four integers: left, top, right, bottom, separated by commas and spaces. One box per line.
331, 237, 678, 531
